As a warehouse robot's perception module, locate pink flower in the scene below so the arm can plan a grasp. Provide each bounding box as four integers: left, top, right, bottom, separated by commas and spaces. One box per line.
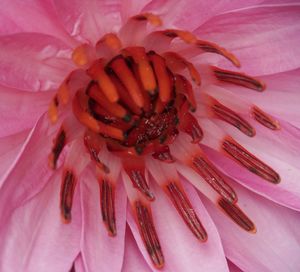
0, 1, 300, 271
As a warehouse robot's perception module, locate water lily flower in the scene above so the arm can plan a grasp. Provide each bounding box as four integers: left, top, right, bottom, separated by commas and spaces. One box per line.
0, 1, 300, 271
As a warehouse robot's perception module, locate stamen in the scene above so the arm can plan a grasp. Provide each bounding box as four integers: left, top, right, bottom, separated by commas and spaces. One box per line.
122, 47, 157, 94
222, 138, 280, 184
196, 40, 240, 67
178, 112, 203, 143
213, 66, 266, 91
49, 127, 66, 169
99, 179, 116, 236
252, 106, 280, 130
87, 83, 131, 121
218, 198, 256, 233
96, 33, 122, 52
110, 56, 144, 108
84, 131, 110, 174
133, 13, 162, 27
165, 182, 207, 241
192, 156, 237, 203
87, 60, 119, 103
60, 170, 76, 223
163, 29, 197, 44
175, 74, 197, 111
148, 51, 172, 103
211, 100, 256, 137
134, 201, 164, 268
164, 52, 201, 85
72, 91, 124, 140
152, 145, 175, 163
123, 156, 155, 201
48, 96, 59, 123
72, 43, 93, 66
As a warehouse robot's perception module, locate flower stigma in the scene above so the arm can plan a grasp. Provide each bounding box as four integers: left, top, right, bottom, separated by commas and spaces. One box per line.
47, 13, 281, 269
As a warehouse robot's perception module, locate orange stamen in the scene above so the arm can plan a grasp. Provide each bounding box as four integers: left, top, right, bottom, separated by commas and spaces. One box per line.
175, 74, 197, 110
148, 52, 172, 103
133, 13, 162, 27
48, 96, 59, 123
97, 33, 122, 51
87, 60, 119, 103
110, 56, 144, 108
72, 43, 92, 66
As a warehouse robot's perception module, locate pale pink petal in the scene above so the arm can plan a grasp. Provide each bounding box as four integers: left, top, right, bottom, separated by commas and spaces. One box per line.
0, 33, 74, 91
0, 85, 53, 137
80, 168, 127, 272
195, 5, 300, 75
0, 115, 60, 216
143, 0, 264, 30
0, 130, 29, 180
127, 179, 229, 272
73, 254, 87, 272
202, 181, 300, 271
121, 227, 152, 272
0, 168, 81, 272
53, 0, 122, 44
0, 0, 76, 46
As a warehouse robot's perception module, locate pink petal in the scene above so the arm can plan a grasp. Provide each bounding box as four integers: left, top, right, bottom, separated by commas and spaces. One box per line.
80, 168, 127, 272
195, 5, 300, 75
0, 130, 29, 180
120, 0, 152, 22
202, 181, 300, 271
0, 33, 74, 91
143, 0, 264, 30
73, 254, 87, 272
127, 178, 229, 272
121, 227, 152, 272
0, 168, 81, 272
53, 0, 122, 44
0, 85, 53, 137
0, 115, 60, 219
227, 260, 243, 272
0, 0, 76, 46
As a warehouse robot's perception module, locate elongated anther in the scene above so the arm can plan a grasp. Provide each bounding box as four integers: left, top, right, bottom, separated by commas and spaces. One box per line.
72, 43, 92, 66
163, 29, 197, 44
97, 33, 122, 51
218, 198, 256, 233
110, 56, 144, 108
49, 128, 66, 169
192, 156, 237, 203
211, 101, 255, 137
165, 181, 207, 241
222, 138, 280, 184
72, 91, 124, 140
48, 96, 59, 123
196, 40, 240, 68
175, 74, 197, 110
179, 112, 203, 143
87, 60, 119, 103
252, 106, 280, 130
60, 170, 77, 223
133, 13, 162, 27
99, 179, 116, 236
87, 83, 131, 121
134, 201, 164, 268
148, 52, 172, 103
213, 66, 266, 91
123, 47, 157, 94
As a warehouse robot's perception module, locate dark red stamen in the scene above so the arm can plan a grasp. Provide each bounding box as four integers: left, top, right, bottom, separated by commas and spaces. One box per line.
222, 138, 280, 184
218, 198, 256, 232
135, 201, 164, 268
152, 145, 175, 163
213, 66, 265, 91
175, 74, 197, 111
178, 112, 203, 143
166, 182, 207, 241
100, 179, 116, 236
60, 170, 76, 223
252, 106, 280, 130
192, 156, 237, 203
211, 101, 256, 137
49, 128, 66, 169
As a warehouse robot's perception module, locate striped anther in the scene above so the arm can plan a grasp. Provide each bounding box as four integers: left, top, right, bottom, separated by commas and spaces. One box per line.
100, 179, 116, 236
135, 201, 164, 268
49, 128, 66, 169
213, 66, 266, 91
252, 106, 280, 130
166, 182, 207, 241
60, 170, 76, 223
192, 156, 237, 203
222, 139, 280, 184
211, 102, 256, 137
218, 198, 256, 232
